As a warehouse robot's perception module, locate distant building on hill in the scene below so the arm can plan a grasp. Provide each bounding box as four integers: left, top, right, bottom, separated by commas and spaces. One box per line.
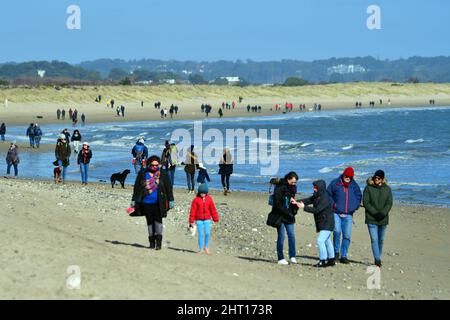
327, 64, 366, 75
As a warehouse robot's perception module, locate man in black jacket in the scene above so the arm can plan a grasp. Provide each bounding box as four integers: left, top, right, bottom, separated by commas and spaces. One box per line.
269, 172, 299, 265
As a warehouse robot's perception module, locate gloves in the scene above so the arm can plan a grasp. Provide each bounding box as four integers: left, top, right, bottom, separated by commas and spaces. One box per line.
169, 201, 174, 209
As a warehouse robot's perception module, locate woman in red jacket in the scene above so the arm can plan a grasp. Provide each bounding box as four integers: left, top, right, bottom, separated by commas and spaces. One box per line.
189, 184, 219, 254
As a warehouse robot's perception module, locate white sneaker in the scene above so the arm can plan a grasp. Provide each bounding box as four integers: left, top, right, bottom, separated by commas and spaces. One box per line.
278, 259, 289, 265
290, 257, 298, 264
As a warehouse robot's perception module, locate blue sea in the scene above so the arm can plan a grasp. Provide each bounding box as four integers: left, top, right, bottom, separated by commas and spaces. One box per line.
3, 106, 450, 207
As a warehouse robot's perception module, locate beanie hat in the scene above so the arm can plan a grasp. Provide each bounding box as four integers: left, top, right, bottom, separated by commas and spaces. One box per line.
373, 170, 385, 180
343, 167, 354, 178
138, 138, 144, 144
198, 184, 209, 194
83, 142, 89, 146
59, 134, 66, 140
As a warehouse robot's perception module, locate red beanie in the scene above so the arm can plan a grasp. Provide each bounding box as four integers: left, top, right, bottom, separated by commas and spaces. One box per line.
343, 167, 354, 178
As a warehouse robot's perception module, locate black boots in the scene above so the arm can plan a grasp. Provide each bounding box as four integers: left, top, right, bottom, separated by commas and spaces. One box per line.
314, 260, 328, 268
375, 260, 382, 267
326, 258, 336, 267
149, 236, 156, 249
155, 235, 162, 250
340, 257, 349, 264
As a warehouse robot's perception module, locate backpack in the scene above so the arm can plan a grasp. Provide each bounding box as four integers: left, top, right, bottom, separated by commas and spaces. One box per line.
134, 144, 144, 160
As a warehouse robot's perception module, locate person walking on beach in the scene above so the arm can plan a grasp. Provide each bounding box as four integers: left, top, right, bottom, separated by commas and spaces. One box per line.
26, 123, 35, 148
197, 163, 210, 185
81, 113, 86, 126
62, 128, 71, 141
327, 167, 362, 264
131, 155, 174, 250
120, 105, 125, 117
161, 140, 174, 184
77, 142, 92, 185
69, 108, 73, 120
0, 123, 6, 141
296, 180, 336, 268
218, 108, 223, 118
6, 141, 19, 177
218, 148, 233, 195
61, 109, 66, 120
269, 172, 299, 265
131, 138, 149, 174
183, 145, 197, 194
33, 123, 42, 148
189, 184, 219, 254
71, 129, 82, 155
55, 134, 71, 183
57, 108, 61, 120
363, 170, 393, 267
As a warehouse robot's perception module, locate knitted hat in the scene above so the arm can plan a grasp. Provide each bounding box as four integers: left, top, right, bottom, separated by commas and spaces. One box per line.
59, 134, 66, 140
198, 162, 205, 169
138, 138, 144, 144
373, 170, 385, 180
198, 184, 209, 194
343, 167, 354, 178
83, 142, 89, 146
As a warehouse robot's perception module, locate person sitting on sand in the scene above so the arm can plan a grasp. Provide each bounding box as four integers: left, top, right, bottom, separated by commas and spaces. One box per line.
189, 184, 219, 255
6, 141, 19, 177
296, 180, 336, 268
327, 167, 362, 264
363, 170, 393, 268
269, 172, 299, 265
131, 155, 174, 250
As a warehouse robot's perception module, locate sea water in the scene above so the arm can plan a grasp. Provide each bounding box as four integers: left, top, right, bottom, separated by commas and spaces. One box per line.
3, 106, 450, 207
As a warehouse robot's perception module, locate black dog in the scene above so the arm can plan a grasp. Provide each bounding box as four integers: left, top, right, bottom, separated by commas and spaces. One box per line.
110, 169, 131, 188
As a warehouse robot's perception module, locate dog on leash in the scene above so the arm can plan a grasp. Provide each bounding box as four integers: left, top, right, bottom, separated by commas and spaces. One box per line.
54, 166, 62, 184
110, 169, 131, 188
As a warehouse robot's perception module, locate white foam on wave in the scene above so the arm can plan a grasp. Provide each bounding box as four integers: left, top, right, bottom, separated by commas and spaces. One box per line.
342, 144, 354, 150
319, 167, 334, 173
390, 182, 440, 187
405, 139, 424, 144
300, 142, 314, 147
121, 135, 136, 140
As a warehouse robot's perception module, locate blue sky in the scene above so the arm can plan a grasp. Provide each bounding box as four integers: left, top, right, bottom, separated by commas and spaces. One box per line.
0, 0, 449, 63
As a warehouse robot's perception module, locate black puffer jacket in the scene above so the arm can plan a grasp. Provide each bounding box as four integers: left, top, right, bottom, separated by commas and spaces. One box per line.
269, 179, 298, 224
301, 180, 334, 232
132, 169, 174, 218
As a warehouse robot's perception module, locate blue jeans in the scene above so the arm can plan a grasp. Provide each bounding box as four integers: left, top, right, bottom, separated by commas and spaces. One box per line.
186, 172, 195, 191
57, 160, 68, 182
168, 166, 176, 186
276, 223, 296, 260
0, 134, 4, 141
196, 220, 211, 250
29, 136, 35, 147
368, 224, 387, 261
333, 213, 353, 258
80, 163, 89, 183
34, 136, 41, 148
7, 163, 18, 176
134, 163, 144, 174
317, 230, 335, 261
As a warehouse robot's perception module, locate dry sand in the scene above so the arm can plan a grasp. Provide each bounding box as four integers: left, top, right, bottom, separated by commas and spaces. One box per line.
0, 178, 448, 300
1, 83, 449, 125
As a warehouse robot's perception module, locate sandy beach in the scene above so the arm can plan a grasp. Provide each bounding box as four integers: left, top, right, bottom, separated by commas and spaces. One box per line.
0, 177, 448, 300
1, 83, 450, 125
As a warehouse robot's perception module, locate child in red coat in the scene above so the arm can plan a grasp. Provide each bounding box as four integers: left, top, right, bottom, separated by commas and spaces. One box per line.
189, 184, 219, 254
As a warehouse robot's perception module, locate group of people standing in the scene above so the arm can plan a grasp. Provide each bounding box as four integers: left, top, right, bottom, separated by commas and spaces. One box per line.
57, 108, 86, 126
54, 129, 92, 185
269, 167, 393, 268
